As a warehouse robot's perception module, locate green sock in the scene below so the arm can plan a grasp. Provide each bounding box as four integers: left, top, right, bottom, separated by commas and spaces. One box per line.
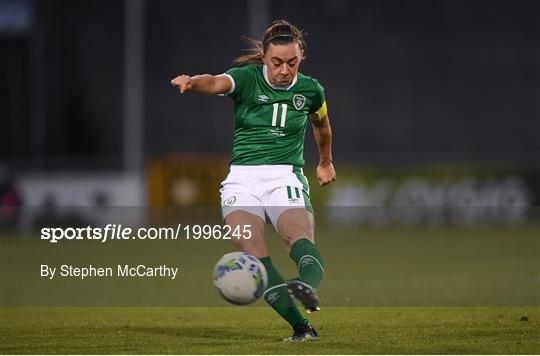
259, 256, 307, 327
290, 238, 325, 288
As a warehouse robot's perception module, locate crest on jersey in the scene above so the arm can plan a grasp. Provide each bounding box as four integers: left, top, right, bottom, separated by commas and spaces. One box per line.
293, 94, 306, 110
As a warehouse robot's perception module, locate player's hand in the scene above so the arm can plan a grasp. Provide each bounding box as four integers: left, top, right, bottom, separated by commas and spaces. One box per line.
316, 162, 336, 187
171, 75, 192, 94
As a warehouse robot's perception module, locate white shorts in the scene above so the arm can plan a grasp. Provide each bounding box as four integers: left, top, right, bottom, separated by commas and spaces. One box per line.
220, 165, 313, 229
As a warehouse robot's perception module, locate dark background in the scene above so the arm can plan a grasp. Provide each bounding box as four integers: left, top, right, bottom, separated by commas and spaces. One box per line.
2, 0, 538, 170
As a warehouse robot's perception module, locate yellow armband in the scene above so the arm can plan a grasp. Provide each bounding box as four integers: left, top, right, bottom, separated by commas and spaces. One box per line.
309, 101, 327, 122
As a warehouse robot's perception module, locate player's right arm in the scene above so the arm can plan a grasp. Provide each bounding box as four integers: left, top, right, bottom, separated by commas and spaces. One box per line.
170, 74, 232, 95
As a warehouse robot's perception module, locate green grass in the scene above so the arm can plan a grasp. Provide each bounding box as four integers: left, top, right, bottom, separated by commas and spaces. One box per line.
1, 224, 539, 307
1, 307, 538, 354
1, 224, 538, 353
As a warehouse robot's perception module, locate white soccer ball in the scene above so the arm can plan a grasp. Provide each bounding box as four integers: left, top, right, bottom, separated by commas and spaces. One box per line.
213, 252, 268, 305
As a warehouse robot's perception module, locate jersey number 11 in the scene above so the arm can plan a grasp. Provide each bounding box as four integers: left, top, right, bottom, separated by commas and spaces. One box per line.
271, 103, 287, 128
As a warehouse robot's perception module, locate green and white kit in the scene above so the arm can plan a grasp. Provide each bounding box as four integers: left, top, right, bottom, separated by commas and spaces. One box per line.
219, 64, 327, 225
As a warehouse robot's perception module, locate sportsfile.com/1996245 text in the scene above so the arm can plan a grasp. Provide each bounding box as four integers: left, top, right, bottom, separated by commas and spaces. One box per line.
40, 224, 253, 244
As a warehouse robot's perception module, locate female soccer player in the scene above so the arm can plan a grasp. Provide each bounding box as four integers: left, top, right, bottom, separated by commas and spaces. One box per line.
171, 20, 335, 342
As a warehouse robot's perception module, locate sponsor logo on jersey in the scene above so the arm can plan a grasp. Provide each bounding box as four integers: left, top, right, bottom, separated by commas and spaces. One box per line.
293, 94, 306, 110
258, 94, 269, 103
288, 198, 300, 204
223, 196, 236, 206
269, 129, 285, 137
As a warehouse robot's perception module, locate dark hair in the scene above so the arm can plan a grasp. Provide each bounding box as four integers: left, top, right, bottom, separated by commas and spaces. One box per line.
234, 20, 306, 66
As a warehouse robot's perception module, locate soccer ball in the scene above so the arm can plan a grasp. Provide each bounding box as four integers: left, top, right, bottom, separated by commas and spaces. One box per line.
213, 252, 268, 305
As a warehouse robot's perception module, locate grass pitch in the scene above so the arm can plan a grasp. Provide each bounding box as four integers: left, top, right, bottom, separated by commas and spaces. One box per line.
1, 223, 538, 353
1, 306, 538, 354
2, 224, 539, 307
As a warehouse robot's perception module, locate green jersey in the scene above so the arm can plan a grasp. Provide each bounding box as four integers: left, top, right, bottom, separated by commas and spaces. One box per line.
224, 64, 325, 167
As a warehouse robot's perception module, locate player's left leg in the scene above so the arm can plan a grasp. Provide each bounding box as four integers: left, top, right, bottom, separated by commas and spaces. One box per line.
263, 168, 322, 339
265, 171, 326, 312
275, 208, 325, 313
277, 208, 325, 289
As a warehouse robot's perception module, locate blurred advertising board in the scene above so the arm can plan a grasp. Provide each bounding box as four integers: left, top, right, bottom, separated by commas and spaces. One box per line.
304, 165, 539, 227
13, 173, 146, 230
146, 154, 228, 208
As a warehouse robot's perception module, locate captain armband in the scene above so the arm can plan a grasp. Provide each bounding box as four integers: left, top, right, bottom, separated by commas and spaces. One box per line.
309, 101, 327, 123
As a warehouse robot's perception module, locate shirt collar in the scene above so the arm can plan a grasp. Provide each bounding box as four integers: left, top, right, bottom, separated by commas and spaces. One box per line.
263, 65, 298, 91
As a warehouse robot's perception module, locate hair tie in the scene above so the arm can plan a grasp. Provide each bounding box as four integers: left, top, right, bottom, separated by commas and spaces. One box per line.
263, 34, 296, 45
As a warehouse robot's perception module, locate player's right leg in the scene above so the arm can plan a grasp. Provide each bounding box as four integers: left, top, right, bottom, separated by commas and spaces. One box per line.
220, 170, 309, 337
224, 210, 267, 258
223, 210, 309, 337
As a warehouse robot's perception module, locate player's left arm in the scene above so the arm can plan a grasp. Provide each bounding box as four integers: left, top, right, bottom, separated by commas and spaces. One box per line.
310, 103, 336, 187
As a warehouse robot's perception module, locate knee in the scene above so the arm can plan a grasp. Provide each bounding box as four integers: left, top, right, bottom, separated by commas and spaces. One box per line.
234, 237, 267, 258
279, 221, 314, 249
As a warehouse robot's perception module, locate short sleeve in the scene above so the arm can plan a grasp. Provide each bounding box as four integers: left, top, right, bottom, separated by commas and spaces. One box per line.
309, 80, 325, 114
224, 65, 254, 101
309, 80, 327, 122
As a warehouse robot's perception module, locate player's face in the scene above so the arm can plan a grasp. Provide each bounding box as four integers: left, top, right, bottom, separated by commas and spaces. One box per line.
261, 42, 303, 87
